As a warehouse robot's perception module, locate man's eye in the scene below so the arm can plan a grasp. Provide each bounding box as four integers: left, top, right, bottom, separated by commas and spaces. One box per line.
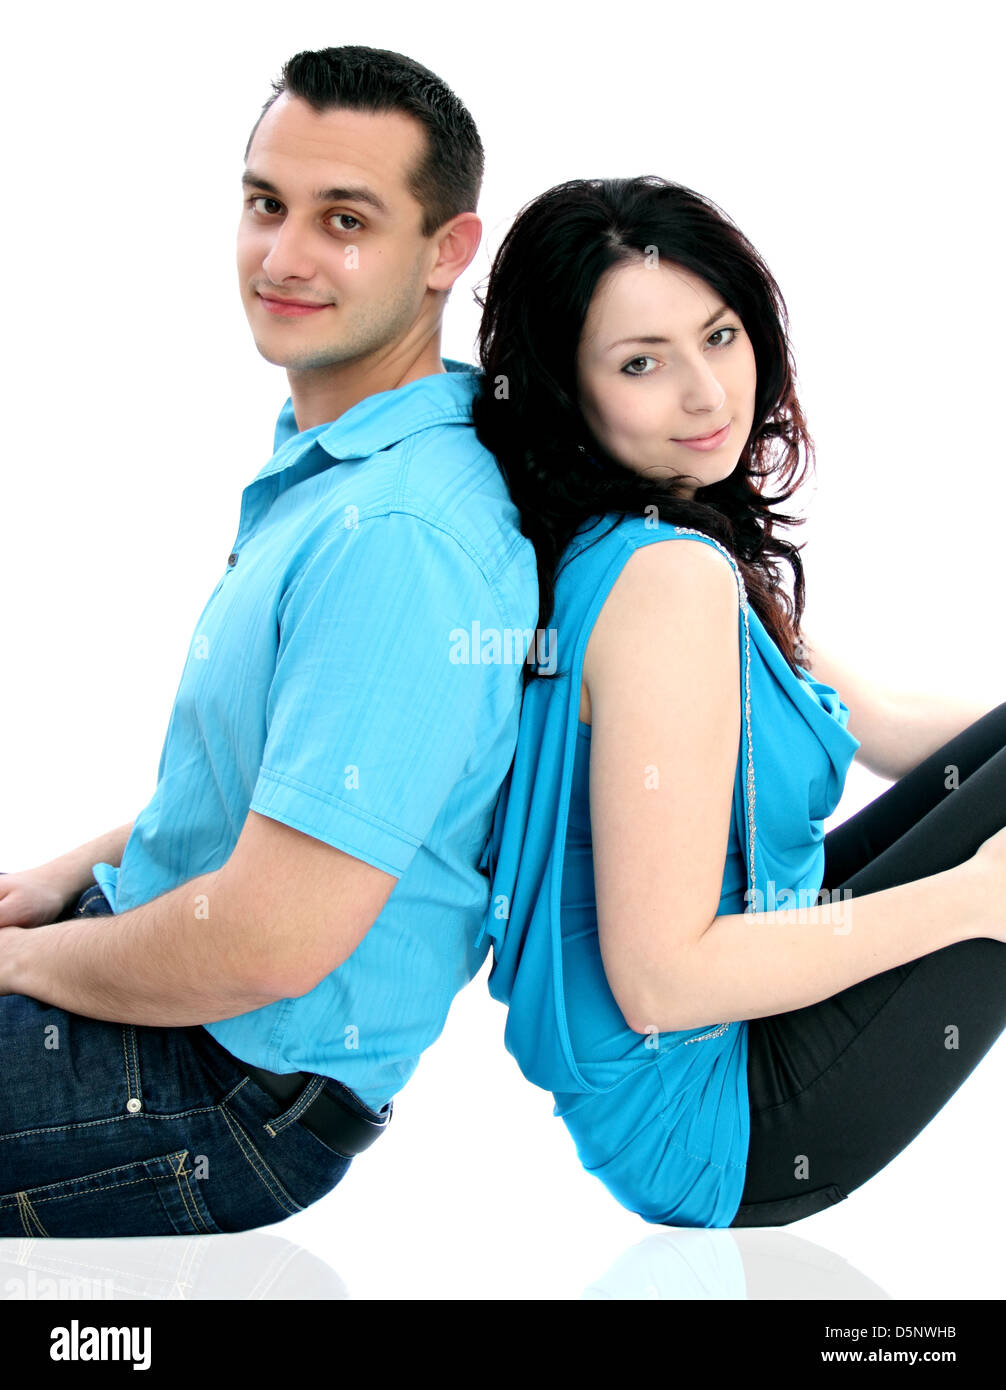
249, 196, 282, 215
329, 213, 362, 232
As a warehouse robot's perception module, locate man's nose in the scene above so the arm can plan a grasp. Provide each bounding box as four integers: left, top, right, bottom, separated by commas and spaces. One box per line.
261, 217, 317, 282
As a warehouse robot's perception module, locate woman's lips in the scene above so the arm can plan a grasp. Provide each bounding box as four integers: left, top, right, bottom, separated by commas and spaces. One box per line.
258, 294, 331, 318
672, 421, 731, 451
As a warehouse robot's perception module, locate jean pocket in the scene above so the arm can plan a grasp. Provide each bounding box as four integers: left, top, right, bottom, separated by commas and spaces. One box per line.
217, 1077, 351, 1219
253, 1074, 330, 1139
72, 883, 114, 917
238, 1072, 387, 1157
0, 1149, 223, 1238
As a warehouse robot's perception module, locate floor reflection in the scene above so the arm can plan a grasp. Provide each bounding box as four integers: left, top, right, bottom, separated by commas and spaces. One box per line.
0, 1226, 890, 1300
583, 1228, 890, 1300
0, 1232, 346, 1300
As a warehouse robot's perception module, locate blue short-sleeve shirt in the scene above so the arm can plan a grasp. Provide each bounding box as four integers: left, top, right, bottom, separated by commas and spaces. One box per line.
91, 360, 539, 1112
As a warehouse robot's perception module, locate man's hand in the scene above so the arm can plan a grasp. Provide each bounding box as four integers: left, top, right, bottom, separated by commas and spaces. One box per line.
0, 870, 71, 929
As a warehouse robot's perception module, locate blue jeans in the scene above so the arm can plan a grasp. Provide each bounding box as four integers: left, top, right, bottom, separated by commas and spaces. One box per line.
0, 884, 369, 1236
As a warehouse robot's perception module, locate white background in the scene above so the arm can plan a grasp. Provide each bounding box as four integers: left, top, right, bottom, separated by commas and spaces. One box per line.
1, 0, 1003, 1300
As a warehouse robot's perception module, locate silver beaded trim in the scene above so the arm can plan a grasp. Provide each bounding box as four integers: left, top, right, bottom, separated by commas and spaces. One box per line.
683, 1019, 732, 1044
667, 528, 756, 1046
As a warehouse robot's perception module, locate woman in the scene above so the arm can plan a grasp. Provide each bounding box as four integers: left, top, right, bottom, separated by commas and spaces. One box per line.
470, 176, 1006, 1228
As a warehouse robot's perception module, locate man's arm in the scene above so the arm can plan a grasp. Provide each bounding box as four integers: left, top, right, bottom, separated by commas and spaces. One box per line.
800, 628, 993, 781
0, 811, 397, 1023
2, 512, 499, 1020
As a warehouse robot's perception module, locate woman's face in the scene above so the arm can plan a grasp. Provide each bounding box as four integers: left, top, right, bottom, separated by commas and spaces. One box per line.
575, 259, 758, 496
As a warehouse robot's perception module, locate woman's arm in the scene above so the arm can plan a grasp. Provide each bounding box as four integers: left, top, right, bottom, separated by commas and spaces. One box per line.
584, 542, 993, 1035
800, 628, 994, 782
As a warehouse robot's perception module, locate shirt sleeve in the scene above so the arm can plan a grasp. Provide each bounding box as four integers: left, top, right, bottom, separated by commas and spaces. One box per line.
248, 511, 498, 878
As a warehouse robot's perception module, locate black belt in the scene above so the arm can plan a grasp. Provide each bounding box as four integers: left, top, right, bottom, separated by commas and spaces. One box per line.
241, 1062, 392, 1158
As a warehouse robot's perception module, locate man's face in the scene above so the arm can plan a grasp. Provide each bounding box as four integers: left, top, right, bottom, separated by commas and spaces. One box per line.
237, 94, 437, 371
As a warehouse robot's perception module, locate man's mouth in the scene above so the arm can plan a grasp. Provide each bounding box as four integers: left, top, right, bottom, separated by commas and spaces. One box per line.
257, 292, 332, 318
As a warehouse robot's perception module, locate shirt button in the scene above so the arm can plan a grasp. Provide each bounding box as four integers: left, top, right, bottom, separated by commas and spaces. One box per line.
227, 552, 238, 567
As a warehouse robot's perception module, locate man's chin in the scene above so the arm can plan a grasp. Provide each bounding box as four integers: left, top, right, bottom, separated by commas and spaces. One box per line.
251, 337, 348, 372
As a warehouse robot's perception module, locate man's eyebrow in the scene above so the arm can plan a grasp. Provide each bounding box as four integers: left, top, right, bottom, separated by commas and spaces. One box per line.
605, 304, 732, 352
241, 170, 390, 217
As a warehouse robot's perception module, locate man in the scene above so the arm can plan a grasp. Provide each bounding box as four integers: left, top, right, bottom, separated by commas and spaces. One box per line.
0, 45, 538, 1236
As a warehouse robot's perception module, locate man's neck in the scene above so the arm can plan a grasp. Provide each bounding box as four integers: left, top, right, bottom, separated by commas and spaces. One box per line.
287, 336, 447, 433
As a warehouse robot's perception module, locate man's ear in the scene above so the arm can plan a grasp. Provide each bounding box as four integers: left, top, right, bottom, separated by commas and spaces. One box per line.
427, 212, 483, 293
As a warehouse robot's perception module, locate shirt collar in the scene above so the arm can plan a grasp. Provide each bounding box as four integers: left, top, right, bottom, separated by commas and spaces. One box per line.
271, 358, 482, 461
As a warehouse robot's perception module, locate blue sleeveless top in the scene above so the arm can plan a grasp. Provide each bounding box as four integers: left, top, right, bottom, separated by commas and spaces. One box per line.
476, 513, 860, 1227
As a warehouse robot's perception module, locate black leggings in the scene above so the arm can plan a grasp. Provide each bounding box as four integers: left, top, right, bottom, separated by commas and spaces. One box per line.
729, 700, 1006, 1226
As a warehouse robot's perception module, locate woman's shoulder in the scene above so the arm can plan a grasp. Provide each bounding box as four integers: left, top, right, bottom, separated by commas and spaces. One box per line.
562, 511, 738, 558
543, 514, 746, 696
556, 513, 744, 606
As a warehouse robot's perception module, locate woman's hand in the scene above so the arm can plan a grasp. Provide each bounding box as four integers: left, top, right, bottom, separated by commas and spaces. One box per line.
800, 629, 998, 783
968, 825, 1006, 944
0, 870, 72, 929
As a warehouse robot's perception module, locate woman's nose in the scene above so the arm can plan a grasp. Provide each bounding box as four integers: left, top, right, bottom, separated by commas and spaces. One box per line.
679, 355, 727, 415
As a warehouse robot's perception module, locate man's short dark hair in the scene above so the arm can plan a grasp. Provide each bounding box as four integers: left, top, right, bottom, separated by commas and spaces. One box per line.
246, 46, 484, 237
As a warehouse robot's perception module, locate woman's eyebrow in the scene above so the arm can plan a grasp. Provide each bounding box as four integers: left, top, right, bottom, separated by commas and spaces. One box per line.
241, 169, 390, 216
606, 304, 731, 352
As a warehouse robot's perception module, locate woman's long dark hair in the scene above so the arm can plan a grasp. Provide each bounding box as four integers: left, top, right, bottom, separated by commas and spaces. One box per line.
471, 176, 814, 688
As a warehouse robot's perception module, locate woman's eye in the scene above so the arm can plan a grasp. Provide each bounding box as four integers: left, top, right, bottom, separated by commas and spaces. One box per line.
708, 326, 738, 347
622, 355, 658, 376
329, 213, 362, 232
